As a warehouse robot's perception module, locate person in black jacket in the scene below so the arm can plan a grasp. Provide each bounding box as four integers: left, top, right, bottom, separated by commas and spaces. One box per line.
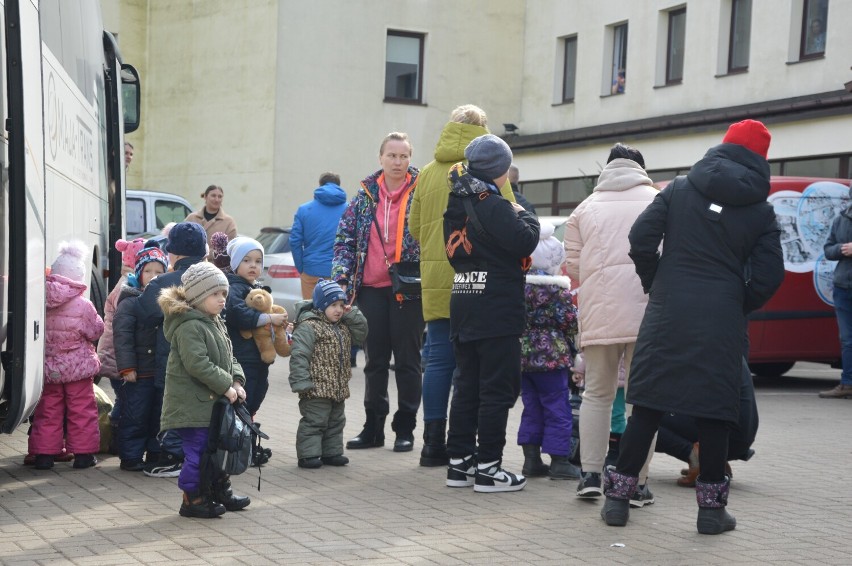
113, 245, 169, 471
136, 221, 209, 477
223, 237, 289, 467
443, 134, 540, 493
600, 120, 784, 534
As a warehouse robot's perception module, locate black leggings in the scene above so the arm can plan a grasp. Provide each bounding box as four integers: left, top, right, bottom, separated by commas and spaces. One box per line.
617, 405, 731, 483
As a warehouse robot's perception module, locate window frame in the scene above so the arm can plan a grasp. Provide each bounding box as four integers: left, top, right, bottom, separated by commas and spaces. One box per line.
562, 36, 578, 103
384, 30, 425, 105
609, 23, 628, 96
727, 0, 752, 73
665, 8, 686, 85
799, 0, 828, 60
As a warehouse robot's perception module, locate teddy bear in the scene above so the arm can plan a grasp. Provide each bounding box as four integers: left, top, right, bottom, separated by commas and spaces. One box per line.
241, 288, 290, 363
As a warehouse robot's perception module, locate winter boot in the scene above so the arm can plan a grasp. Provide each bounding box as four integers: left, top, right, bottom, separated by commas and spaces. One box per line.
604, 432, 622, 468
600, 465, 639, 527
213, 476, 251, 511
420, 419, 449, 467
521, 445, 550, 477
548, 454, 582, 480
696, 476, 737, 535
72, 454, 97, 469
179, 490, 226, 518
391, 411, 417, 452
346, 410, 385, 449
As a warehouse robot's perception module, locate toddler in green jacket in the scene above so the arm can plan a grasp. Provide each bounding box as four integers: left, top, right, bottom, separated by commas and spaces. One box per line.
158, 262, 248, 519
289, 280, 368, 468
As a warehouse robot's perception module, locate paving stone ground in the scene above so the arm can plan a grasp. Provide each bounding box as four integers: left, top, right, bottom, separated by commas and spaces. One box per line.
0, 361, 849, 565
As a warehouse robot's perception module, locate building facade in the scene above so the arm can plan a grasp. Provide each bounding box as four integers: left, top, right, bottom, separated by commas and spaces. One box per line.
101, 0, 850, 232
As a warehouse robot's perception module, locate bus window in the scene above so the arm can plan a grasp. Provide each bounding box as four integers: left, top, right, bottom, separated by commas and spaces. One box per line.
126, 198, 146, 235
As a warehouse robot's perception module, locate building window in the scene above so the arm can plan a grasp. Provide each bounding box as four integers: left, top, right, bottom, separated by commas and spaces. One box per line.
562, 36, 578, 102
385, 31, 424, 103
728, 0, 752, 72
800, 0, 828, 59
666, 8, 686, 84
610, 23, 628, 95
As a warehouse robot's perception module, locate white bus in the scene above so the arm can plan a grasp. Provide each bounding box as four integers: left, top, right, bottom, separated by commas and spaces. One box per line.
0, 0, 139, 432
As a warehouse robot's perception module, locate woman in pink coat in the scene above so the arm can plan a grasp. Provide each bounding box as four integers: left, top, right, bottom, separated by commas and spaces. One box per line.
29, 241, 105, 470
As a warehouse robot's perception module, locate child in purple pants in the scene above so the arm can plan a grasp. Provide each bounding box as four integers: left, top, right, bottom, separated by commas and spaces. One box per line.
158, 262, 249, 518
517, 221, 580, 480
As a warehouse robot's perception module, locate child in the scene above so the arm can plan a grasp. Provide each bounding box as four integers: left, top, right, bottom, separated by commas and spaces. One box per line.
30, 241, 105, 470
443, 134, 540, 492
113, 245, 170, 471
224, 237, 290, 465
98, 237, 147, 454
158, 262, 249, 518
289, 280, 367, 468
517, 220, 580, 480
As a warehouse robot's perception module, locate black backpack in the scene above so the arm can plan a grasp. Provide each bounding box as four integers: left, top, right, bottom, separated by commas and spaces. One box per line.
204, 398, 268, 482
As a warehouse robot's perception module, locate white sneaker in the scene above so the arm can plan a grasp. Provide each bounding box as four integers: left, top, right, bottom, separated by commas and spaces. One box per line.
474, 462, 526, 493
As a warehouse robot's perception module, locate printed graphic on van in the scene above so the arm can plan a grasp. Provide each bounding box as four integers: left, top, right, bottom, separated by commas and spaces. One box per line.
767, 181, 850, 306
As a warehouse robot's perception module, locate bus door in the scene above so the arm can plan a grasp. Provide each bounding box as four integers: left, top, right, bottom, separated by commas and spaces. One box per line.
1, 0, 46, 432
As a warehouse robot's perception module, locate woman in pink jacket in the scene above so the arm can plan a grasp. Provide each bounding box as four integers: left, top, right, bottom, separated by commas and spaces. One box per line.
29, 241, 105, 470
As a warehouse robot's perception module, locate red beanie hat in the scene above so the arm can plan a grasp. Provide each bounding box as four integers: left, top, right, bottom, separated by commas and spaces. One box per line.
722, 119, 771, 159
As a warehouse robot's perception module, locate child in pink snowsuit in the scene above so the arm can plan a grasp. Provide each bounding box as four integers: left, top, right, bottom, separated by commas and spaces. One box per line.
29, 241, 105, 470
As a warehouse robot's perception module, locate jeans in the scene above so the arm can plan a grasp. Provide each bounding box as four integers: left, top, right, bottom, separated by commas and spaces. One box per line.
834, 285, 852, 385
421, 319, 456, 422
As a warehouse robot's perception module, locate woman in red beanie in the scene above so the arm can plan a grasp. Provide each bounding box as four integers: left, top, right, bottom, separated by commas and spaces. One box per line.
599, 120, 785, 535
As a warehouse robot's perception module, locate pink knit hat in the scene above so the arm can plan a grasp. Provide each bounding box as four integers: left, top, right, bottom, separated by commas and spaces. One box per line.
115, 238, 147, 268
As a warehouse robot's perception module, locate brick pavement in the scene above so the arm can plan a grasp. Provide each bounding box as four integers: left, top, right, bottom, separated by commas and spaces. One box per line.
0, 361, 850, 565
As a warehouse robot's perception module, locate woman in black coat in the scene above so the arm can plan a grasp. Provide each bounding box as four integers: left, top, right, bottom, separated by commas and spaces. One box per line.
601, 120, 784, 534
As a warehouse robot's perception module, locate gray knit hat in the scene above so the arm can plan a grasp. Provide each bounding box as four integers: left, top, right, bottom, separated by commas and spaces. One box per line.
464, 134, 513, 182
181, 262, 229, 307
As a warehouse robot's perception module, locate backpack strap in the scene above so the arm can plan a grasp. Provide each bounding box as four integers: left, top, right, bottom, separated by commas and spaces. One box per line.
462, 197, 488, 238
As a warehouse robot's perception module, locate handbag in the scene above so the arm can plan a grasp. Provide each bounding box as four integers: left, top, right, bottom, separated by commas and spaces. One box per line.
372, 204, 421, 296
387, 261, 421, 295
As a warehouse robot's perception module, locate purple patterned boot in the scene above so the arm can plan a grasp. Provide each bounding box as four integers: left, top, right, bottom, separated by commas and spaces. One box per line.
600, 465, 639, 526
696, 476, 737, 534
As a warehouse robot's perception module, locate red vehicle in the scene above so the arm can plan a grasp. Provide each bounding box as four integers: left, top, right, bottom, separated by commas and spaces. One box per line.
747, 176, 850, 377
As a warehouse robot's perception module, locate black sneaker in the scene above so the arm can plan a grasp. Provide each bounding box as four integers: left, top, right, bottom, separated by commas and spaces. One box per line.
629, 483, 655, 508
576, 471, 603, 497
446, 455, 476, 487
120, 460, 145, 472
144, 453, 183, 478
474, 462, 526, 493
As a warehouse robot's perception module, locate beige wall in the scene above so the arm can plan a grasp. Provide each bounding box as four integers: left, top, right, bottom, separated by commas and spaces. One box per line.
101, 0, 850, 232
101, 0, 525, 237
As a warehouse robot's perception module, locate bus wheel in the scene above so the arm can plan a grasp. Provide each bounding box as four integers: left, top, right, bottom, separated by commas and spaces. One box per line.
748, 362, 794, 378
90, 269, 107, 318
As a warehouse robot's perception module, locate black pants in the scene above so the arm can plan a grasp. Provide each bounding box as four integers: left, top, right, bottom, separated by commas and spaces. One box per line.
656, 413, 753, 463
447, 335, 522, 464
356, 286, 424, 416
618, 405, 730, 483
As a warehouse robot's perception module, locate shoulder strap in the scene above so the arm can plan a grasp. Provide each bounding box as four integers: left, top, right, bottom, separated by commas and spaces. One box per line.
463, 197, 487, 238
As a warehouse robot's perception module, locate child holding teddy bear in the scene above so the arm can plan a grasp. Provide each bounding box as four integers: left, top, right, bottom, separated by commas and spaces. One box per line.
224, 237, 292, 465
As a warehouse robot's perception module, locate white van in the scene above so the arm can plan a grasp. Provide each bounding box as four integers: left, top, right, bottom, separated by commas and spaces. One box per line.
126, 189, 193, 238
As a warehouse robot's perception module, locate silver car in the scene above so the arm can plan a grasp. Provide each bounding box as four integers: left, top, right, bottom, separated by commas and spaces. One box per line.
256, 227, 302, 319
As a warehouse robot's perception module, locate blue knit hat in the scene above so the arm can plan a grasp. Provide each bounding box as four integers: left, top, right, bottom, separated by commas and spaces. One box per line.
165, 222, 207, 257
312, 279, 345, 313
